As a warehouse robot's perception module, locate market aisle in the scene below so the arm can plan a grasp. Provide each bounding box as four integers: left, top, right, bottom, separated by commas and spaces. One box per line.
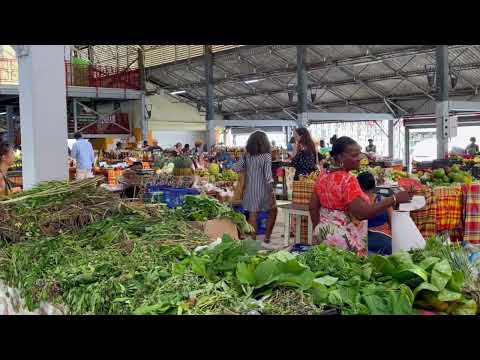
260, 200, 290, 250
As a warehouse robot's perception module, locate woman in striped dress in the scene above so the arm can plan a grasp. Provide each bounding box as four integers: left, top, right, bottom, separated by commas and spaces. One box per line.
235, 131, 278, 242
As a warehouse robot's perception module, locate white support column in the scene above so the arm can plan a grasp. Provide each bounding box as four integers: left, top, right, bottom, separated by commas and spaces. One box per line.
388, 119, 394, 158
16, 45, 68, 189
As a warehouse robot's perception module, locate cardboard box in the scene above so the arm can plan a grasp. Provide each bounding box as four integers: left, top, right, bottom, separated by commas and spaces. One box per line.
189, 219, 239, 240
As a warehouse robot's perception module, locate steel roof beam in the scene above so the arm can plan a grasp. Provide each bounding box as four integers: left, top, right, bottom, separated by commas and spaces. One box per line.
147, 46, 472, 89
220, 88, 478, 117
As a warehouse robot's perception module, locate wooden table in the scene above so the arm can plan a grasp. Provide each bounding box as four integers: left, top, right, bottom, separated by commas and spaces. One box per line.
278, 203, 313, 245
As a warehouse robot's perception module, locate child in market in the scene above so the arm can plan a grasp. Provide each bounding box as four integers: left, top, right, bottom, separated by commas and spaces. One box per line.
357, 171, 393, 255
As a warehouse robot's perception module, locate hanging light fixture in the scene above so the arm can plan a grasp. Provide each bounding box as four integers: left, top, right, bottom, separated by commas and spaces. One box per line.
310, 88, 317, 103
288, 90, 294, 104
425, 65, 436, 89
449, 70, 458, 89
217, 101, 223, 112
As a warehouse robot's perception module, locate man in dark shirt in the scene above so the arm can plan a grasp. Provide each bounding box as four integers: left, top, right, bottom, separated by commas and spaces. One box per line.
366, 139, 376, 153
466, 137, 479, 155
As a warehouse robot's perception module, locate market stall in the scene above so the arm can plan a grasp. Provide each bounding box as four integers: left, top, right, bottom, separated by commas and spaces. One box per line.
0, 178, 479, 315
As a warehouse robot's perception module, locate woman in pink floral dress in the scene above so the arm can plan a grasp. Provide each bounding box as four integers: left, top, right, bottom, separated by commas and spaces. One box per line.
309, 137, 411, 257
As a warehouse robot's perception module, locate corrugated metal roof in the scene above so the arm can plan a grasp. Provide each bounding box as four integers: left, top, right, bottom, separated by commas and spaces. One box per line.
76, 45, 480, 119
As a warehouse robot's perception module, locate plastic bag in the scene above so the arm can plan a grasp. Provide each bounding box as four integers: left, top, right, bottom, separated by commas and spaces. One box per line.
391, 211, 426, 253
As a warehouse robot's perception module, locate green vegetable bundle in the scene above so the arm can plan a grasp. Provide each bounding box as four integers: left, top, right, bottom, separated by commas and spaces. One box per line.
176, 195, 254, 235
0, 209, 212, 314
0, 178, 121, 242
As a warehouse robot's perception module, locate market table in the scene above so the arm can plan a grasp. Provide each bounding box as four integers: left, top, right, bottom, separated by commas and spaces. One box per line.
410, 183, 480, 244
278, 203, 313, 245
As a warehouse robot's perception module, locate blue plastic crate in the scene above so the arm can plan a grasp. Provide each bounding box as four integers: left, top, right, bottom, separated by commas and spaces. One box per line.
256, 211, 268, 235
164, 188, 200, 209
290, 243, 312, 253
233, 206, 267, 234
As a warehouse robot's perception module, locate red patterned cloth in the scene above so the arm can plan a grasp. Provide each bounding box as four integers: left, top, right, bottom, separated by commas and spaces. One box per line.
433, 185, 463, 233
463, 183, 480, 244
410, 187, 436, 240
314, 170, 370, 210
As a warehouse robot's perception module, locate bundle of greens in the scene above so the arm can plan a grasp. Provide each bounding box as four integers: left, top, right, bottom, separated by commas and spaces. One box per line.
175, 195, 254, 235
0, 209, 212, 314
370, 251, 477, 315
0, 178, 121, 242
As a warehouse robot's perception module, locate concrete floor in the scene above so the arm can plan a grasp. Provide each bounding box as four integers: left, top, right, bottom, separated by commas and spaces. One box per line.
257, 200, 291, 250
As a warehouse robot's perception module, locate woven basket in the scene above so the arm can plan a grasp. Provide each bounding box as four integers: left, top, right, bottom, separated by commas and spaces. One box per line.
292, 180, 315, 205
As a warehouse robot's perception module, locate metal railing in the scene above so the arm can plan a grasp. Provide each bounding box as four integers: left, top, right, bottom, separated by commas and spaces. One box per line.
65, 62, 140, 90
0, 58, 18, 84
0, 58, 140, 90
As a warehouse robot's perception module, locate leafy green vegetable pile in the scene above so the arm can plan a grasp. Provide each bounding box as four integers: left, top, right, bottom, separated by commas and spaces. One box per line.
0, 178, 121, 243
0, 180, 478, 315
175, 195, 254, 235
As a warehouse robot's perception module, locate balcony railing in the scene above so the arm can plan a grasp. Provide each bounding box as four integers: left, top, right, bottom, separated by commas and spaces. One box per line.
65, 62, 140, 90
0, 58, 140, 90
0, 58, 18, 84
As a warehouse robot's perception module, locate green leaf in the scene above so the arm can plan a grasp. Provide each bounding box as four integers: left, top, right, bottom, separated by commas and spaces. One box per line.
268, 250, 295, 263
437, 288, 462, 302
399, 284, 415, 305
363, 294, 390, 315
418, 256, 441, 271
338, 285, 359, 307
413, 282, 439, 299
191, 256, 209, 278
254, 259, 279, 287
390, 252, 413, 267
370, 255, 396, 276
431, 259, 452, 291
309, 282, 328, 304
446, 271, 465, 293
236, 262, 256, 285
361, 264, 373, 281
390, 290, 414, 315
275, 270, 315, 290
277, 259, 309, 275
328, 289, 343, 306
314, 275, 338, 287
451, 299, 477, 315
393, 263, 429, 282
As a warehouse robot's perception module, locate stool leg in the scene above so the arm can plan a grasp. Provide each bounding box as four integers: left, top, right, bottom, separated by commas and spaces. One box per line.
307, 215, 313, 245
284, 210, 290, 246
295, 214, 301, 244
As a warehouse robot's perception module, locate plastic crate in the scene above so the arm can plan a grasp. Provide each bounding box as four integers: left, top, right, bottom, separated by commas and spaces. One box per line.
233, 205, 267, 234
290, 243, 312, 253
256, 211, 268, 235
432, 159, 450, 169
163, 188, 200, 209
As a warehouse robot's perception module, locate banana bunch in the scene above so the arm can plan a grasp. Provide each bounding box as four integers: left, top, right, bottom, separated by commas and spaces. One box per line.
299, 170, 321, 184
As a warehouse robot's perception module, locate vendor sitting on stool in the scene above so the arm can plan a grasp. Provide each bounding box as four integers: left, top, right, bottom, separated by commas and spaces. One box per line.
357, 172, 393, 255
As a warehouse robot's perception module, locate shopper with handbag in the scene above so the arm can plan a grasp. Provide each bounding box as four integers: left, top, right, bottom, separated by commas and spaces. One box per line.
234, 131, 278, 243
289, 127, 318, 180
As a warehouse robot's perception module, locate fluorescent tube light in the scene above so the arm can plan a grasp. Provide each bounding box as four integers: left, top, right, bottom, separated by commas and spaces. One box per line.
352, 60, 383, 67
244, 78, 263, 84
170, 90, 187, 95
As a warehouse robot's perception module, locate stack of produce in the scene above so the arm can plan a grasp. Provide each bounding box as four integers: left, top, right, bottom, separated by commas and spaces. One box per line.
418, 165, 473, 187
0, 178, 121, 243
172, 156, 194, 176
